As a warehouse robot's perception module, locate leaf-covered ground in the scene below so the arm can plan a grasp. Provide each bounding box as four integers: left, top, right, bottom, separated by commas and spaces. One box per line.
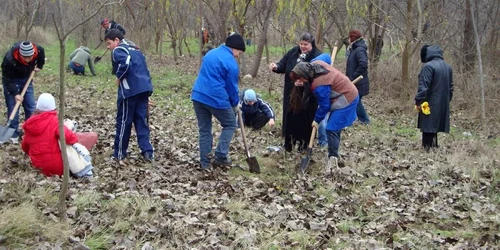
0, 53, 499, 250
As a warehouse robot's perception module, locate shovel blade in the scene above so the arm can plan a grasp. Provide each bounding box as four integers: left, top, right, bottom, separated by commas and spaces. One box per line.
0, 125, 15, 144
246, 156, 260, 174
299, 157, 310, 174
94, 56, 102, 63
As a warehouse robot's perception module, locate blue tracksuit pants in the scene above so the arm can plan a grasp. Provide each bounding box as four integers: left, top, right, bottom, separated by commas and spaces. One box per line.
113, 92, 153, 160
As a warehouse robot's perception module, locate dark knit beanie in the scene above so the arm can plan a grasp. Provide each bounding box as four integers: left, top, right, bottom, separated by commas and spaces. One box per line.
348, 30, 362, 42
225, 34, 246, 52
20, 42, 34, 57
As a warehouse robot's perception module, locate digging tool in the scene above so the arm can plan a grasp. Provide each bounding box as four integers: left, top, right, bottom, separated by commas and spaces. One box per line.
237, 109, 260, 174
299, 126, 317, 175
330, 42, 338, 66
94, 48, 108, 63
0, 71, 36, 144
352, 75, 364, 85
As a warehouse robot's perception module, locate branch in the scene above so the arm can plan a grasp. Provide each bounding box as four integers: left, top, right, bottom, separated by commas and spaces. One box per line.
62, 0, 118, 41
51, 13, 62, 41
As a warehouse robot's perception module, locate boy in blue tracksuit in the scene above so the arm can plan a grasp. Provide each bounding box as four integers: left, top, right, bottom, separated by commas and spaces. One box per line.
104, 29, 154, 164
191, 34, 246, 169
239, 89, 275, 130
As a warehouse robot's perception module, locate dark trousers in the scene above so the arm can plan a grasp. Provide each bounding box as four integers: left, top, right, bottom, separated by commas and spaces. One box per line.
2, 78, 36, 138
245, 112, 270, 130
113, 93, 153, 160
422, 132, 438, 150
327, 130, 342, 158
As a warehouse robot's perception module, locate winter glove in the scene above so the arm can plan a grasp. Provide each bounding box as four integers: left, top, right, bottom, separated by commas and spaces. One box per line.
311, 121, 319, 129
233, 105, 240, 114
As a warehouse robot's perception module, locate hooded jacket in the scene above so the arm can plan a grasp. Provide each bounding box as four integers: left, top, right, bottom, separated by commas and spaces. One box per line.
415, 45, 453, 133
22, 111, 79, 176
191, 45, 240, 109
112, 41, 153, 100
2, 42, 45, 95
346, 38, 369, 96
69, 46, 96, 75
239, 89, 275, 124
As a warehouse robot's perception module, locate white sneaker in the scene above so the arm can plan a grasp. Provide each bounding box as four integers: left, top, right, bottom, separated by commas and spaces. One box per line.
10, 137, 19, 144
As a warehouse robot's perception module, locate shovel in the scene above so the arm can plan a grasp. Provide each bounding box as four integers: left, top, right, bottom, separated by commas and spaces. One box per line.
352, 75, 364, 85
237, 109, 260, 174
94, 48, 108, 63
299, 126, 317, 175
0, 71, 36, 144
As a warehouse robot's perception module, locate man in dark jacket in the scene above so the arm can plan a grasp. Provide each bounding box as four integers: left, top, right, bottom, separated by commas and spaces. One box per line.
415, 45, 453, 150
101, 18, 126, 36
346, 30, 370, 124
1, 41, 45, 143
105, 29, 154, 164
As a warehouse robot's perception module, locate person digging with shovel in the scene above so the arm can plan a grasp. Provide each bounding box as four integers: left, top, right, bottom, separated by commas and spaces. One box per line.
290, 61, 359, 175
191, 33, 246, 170
105, 28, 154, 165
1, 41, 45, 144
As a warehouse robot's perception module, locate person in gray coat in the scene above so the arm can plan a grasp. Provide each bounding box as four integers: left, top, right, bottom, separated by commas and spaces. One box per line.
415, 45, 453, 150
68, 46, 96, 76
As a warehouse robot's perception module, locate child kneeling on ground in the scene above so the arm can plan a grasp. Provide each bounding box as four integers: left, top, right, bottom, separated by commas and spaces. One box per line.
240, 89, 275, 130
21, 93, 96, 178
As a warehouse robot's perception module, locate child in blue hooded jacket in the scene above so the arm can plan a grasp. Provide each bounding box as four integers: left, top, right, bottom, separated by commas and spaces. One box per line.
240, 89, 275, 130
105, 29, 154, 164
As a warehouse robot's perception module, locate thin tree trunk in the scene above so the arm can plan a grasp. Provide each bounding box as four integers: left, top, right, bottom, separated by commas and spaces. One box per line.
401, 0, 413, 98
249, 0, 274, 78
468, 0, 486, 127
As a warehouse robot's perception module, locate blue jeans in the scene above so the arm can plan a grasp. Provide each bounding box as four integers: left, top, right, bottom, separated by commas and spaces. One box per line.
2, 78, 36, 138
326, 129, 342, 158
193, 101, 237, 168
318, 113, 330, 147
113, 93, 153, 160
356, 96, 370, 124
68, 62, 85, 75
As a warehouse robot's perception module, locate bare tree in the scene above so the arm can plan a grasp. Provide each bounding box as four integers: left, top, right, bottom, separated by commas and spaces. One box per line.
468, 0, 486, 127
51, 0, 117, 221
249, 0, 275, 78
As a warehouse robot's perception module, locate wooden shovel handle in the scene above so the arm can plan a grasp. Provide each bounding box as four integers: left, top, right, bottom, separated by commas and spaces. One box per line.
8, 70, 35, 121
308, 126, 317, 149
237, 109, 252, 158
352, 75, 364, 85
330, 42, 338, 66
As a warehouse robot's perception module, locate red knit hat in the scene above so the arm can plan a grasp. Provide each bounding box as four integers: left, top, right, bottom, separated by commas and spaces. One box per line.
349, 30, 362, 42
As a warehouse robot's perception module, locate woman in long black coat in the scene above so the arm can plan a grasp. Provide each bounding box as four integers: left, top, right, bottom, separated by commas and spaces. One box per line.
415, 45, 453, 150
269, 32, 322, 152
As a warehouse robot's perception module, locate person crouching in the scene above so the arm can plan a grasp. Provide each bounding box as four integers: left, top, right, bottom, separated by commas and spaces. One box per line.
240, 89, 275, 130
21, 93, 94, 178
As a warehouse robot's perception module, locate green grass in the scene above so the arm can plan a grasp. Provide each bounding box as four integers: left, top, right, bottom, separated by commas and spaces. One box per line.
84, 230, 114, 250
0, 203, 70, 248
